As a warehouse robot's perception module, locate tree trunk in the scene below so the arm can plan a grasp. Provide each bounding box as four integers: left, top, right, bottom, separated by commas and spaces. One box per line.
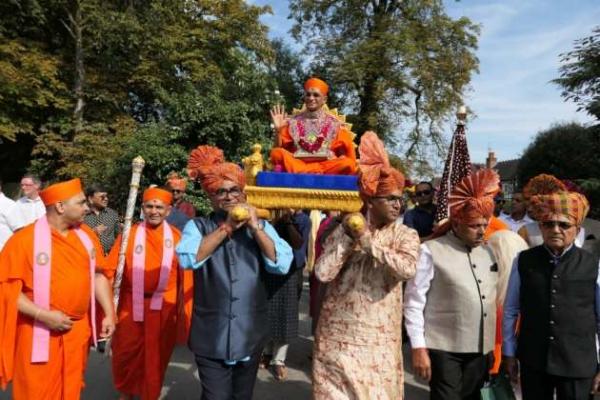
71, 0, 85, 132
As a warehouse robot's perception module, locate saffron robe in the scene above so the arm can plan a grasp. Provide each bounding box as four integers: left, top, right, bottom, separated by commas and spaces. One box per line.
270, 115, 357, 175
106, 222, 186, 400
0, 223, 106, 400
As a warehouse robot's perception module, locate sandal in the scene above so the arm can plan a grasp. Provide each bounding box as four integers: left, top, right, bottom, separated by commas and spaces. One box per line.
273, 364, 288, 381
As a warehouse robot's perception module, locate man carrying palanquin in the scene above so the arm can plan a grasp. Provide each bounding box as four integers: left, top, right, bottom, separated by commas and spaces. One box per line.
313, 131, 420, 399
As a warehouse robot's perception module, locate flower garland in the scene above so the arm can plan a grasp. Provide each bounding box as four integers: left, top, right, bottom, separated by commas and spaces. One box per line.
296, 117, 332, 153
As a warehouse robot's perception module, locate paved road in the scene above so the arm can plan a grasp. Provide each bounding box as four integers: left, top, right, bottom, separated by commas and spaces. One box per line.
0, 281, 430, 399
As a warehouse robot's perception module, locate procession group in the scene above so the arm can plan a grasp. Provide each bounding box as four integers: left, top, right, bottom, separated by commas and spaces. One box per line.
1, 78, 599, 400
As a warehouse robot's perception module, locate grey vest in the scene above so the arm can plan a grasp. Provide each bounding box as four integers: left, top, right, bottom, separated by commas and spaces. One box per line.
189, 214, 269, 360
424, 231, 498, 353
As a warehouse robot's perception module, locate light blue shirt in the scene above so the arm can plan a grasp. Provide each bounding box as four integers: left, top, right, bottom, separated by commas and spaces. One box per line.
502, 245, 600, 357
176, 219, 293, 275
176, 219, 293, 365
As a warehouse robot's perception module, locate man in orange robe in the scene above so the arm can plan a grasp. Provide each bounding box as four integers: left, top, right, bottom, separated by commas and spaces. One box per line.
0, 178, 116, 400
270, 78, 357, 175
107, 187, 186, 400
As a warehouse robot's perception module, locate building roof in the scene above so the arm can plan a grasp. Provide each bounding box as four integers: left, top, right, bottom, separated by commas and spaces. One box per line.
495, 159, 520, 181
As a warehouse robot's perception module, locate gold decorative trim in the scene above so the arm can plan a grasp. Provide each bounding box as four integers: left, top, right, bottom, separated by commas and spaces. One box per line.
245, 186, 363, 212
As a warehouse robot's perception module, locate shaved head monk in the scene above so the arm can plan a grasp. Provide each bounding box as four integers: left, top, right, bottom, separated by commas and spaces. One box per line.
107, 187, 188, 400
270, 77, 357, 175
0, 178, 116, 399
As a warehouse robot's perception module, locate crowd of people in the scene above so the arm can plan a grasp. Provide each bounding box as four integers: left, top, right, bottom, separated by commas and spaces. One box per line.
1, 78, 600, 400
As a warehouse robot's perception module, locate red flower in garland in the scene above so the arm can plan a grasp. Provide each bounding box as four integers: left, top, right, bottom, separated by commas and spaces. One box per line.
297, 118, 332, 153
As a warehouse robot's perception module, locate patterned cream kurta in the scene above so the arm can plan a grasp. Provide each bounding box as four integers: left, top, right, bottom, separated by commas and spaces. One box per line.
313, 221, 419, 400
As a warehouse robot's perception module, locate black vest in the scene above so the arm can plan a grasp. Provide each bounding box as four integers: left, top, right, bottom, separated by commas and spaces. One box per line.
517, 245, 599, 377
189, 214, 269, 360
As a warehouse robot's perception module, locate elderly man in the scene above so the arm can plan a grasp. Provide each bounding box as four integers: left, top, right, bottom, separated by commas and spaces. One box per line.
313, 132, 420, 399
14, 174, 46, 226
270, 77, 357, 175
503, 190, 600, 399
177, 145, 293, 400
83, 183, 120, 255
0, 178, 115, 399
404, 169, 500, 400
107, 187, 186, 400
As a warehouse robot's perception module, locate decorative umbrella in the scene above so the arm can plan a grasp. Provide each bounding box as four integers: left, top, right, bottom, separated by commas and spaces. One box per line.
434, 106, 472, 222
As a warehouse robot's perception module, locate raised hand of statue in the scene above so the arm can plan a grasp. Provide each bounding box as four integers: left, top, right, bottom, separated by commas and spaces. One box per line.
270, 104, 288, 132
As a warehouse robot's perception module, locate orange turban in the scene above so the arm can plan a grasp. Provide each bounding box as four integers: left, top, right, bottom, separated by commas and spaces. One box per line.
143, 187, 173, 205
529, 191, 589, 226
39, 178, 83, 206
166, 172, 187, 191
187, 145, 246, 195
449, 169, 500, 223
304, 78, 329, 95
358, 131, 405, 197
523, 174, 566, 200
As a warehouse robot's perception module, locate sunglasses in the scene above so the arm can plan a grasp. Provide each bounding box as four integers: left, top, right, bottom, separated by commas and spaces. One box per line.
214, 187, 242, 199
305, 92, 322, 98
541, 221, 574, 230
415, 190, 432, 197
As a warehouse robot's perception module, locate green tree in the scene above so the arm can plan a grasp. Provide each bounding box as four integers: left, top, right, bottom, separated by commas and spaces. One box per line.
553, 26, 600, 121
1, 0, 277, 192
517, 123, 600, 218
517, 123, 600, 183
289, 0, 479, 162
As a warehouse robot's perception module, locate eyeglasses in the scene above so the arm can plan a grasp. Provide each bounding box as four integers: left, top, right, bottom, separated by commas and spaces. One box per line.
415, 190, 432, 197
541, 221, 574, 230
214, 187, 242, 199
305, 92, 322, 98
373, 195, 403, 205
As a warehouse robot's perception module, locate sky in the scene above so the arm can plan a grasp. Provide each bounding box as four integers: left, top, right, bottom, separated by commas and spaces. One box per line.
251, 0, 599, 164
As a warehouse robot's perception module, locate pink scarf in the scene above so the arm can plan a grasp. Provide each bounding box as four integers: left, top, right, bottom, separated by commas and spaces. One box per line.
32, 216, 97, 363
131, 222, 174, 322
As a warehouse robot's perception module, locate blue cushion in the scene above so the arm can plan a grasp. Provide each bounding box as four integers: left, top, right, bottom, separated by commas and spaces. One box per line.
256, 172, 358, 191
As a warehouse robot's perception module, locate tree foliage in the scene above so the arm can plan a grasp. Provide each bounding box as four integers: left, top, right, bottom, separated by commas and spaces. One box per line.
289, 0, 480, 163
553, 26, 600, 121
0, 0, 290, 201
517, 123, 600, 218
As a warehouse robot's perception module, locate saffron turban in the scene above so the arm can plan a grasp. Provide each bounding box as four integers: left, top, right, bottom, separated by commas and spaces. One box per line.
39, 178, 83, 206
166, 172, 187, 191
187, 145, 246, 195
522, 174, 567, 220
304, 78, 329, 95
529, 191, 589, 226
358, 131, 405, 197
449, 169, 500, 223
143, 187, 173, 205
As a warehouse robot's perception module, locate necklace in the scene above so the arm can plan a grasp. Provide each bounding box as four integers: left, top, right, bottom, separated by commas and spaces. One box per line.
295, 115, 333, 153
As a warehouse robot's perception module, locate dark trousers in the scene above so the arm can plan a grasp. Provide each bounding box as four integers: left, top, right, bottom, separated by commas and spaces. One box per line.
195, 352, 261, 400
429, 350, 490, 400
521, 364, 594, 400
